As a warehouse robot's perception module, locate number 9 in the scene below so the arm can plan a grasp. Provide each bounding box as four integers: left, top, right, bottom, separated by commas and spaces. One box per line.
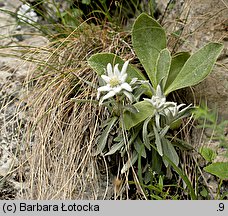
219, 203, 224, 211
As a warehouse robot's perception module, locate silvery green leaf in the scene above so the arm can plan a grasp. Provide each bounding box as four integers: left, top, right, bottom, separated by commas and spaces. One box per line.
153, 125, 163, 156
105, 142, 124, 156
88, 53, 145, 81
119, 127, 141, 157
165, 43, 224, 95
155, 48, 171, 88
143, 117, 152, 150
134, 86, 149, 101
159, 125, 170, 137
132, 13, 166, 87
94, 116, 118, 155
165, 52, 190, 91
162, 138, 179, 167
123, 104, 139, 114
134, 137, 147, 158
113, 134, 123, 142
151, 148, 162, 174
123, 101, 155, 130
167, 136, 193, 150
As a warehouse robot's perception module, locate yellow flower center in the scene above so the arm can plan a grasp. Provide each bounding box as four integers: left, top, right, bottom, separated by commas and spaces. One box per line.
109, 76, 120, 87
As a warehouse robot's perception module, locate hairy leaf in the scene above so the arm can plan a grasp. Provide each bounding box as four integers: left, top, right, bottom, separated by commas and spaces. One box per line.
165, 42, 223, 95
132, 13, 166, 87
123, 101, 155, 130
105, 142, 124, 156
162, 138, 179, 167
95, 116, 118, 155
155, 48, 171, 88
142, 117, 152, 150
164, 52, 190, 91
88, 53, 145, 81
204, 162, 228, 180
134, 137, 147, 158
153, 125, 163, 156
151, 148, 162, 174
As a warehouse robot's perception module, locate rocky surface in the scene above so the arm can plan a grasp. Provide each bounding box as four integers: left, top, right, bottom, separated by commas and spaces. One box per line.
162, 0, 228, 119
161, 0, 228, 196
180, 0, 228, 163
0, 0, 47, 199
159, 0, 228, 154
186, 0, 227, 120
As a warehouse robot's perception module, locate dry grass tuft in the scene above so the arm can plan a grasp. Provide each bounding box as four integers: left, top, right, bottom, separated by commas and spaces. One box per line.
16, 21, 134, 199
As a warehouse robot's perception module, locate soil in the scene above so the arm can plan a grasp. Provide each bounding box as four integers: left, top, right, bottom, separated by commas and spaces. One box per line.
0, 0, 227, 199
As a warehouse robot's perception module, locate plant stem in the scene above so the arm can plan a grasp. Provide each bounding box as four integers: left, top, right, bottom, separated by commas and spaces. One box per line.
216, 179, 223, 200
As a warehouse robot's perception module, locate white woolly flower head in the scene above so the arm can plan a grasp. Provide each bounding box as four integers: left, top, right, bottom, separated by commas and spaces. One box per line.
143, 84, 192, 128
163, 103, 192, 120
144, 84, 173, 111
97, 61, 133, 105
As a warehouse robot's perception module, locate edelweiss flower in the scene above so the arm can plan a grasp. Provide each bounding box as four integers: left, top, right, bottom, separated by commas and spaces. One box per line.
97, 61, 133, 105
163, 103, 192, 120
143, 85, 192, 128
17, 4, 38, 24
144, 85, 175, 111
